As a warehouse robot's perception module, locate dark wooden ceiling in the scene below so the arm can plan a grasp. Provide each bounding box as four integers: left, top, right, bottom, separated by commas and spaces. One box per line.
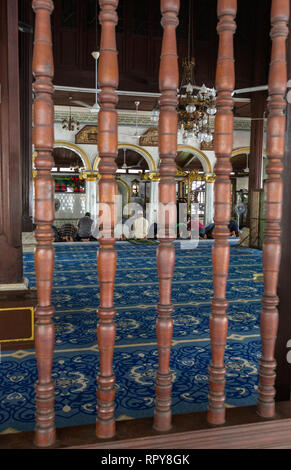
176, 152, 203, 171
54, 91, 158, 112
53, 147, 83, 168
51, 0, 271, 117
19, 0, 272, 117
231, 153, 249, 173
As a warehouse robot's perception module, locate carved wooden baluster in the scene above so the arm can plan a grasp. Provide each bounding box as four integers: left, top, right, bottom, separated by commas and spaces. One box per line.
32, 0, 56, 447
258, 0, 289, 418
207, 0, 237, 425
96, 0, 119, 439
154, 0, 179, 432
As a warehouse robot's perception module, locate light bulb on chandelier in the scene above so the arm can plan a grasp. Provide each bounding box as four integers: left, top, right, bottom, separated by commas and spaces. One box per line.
185, 103, 196, 113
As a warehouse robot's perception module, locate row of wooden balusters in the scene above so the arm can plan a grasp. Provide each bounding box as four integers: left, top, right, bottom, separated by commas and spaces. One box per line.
32, 0, 289, 447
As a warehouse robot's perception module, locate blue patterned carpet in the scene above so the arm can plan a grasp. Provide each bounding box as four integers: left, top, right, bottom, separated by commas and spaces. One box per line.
0, 241, 263, 433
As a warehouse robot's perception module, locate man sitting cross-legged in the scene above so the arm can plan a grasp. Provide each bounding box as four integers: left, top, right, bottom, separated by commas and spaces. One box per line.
75, 212, 96, 242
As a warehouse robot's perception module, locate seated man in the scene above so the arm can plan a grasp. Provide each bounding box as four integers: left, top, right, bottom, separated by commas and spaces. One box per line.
52, 224, 62, 242
175, 213, 189, 239
187, 218, 206, 239
228, 219, 240, 237
176, 221, 188, 239
205, 222, 215, 238
132, 210, 149, 239
205, 220, 240, 239
148, 222, 158, 239
59, 223, 76, 242
76, 212, 95, 241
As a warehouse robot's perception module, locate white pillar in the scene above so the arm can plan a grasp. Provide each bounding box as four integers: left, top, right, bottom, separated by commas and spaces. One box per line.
85, 178, 98, 223
204, 178, 215, 226
147, 180, 159, 227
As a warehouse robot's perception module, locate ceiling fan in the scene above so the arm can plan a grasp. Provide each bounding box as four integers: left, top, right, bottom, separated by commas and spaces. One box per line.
57, 83, 261, 111
187, 84, 268, 96
243, 154, 249, 173
121, 148, 143, 170
232, 85, 268, 95
72, 51, 100, 113
180, 83, 268, 102
118, 100, 151, 140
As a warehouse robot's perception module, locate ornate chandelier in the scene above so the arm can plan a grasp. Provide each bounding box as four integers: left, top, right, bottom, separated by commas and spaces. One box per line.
151, 0, 216, 145
178, 57, 216, 144
62, 96, 80, 132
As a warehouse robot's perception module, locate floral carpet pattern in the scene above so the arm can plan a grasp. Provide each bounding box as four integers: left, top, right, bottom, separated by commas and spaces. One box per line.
0, 241, 263, 432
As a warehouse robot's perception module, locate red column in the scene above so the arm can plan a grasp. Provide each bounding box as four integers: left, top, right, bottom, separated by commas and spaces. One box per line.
32, 0, 56, 448
154, 0, 179, 432
207, 0, 237, 426
96, 0, 119, 439
257, 0, 289, 419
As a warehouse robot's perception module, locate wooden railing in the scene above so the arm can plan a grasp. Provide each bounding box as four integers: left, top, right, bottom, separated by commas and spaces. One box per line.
154, 0, 179, 432
96, 0, 119, 440
257, 0, 289, 418
32, 0, 56, 448
208, 0, 237, 425
1, 0, 290, 450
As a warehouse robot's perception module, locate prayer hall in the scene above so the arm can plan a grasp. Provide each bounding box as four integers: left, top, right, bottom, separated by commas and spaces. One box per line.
1, 0, 291, 449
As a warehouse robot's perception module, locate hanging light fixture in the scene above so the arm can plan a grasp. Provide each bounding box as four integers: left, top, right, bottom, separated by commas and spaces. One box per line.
91, 51, 100, 113
151, 0, 216, 144
178, 64, 216, 144
151, 100, 160, 123
62, 96, 80, 131
131, 179, 140, 196
91, 2, 100, 114
177, 0, 216, 144
134, 101, 140, 135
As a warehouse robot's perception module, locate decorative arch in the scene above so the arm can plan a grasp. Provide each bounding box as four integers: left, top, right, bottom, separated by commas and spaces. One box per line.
93, 143, 157, 172
177, 145, 212, 173
231, 147, 267, 158
54, 141, 91, 170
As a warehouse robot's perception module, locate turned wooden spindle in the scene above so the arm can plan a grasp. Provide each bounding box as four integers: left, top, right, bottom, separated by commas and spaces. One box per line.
257, 0, 289, 419
154, 0, 179, 432
32, 0, 56, 447
96, 0, 119, 439
207, 0, 237, 425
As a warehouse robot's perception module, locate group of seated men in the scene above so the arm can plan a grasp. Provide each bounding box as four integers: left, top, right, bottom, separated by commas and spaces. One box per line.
177, 218, 240, 239
52, 211, 241, 242
53, 212, 96, 243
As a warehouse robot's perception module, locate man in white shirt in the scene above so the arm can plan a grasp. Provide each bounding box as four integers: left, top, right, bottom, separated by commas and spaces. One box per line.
132, 210, 149, 239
